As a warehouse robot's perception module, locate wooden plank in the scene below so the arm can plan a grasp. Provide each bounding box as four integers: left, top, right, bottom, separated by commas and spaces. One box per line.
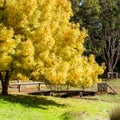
106, 84, 117, 94
29, 90, 97, 96
9, 82, 44, 92
10, 82, 44, 86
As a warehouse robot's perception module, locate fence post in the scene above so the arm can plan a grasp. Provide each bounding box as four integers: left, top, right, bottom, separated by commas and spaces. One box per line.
17, 80, 21, 92
97, 83, 107, 93
38, 83, 41, 91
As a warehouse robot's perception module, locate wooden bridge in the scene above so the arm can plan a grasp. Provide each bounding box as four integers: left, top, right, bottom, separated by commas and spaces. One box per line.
28, 90, 97, 97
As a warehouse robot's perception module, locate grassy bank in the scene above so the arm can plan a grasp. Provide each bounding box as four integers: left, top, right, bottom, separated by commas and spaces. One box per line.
0, 94, 120, 120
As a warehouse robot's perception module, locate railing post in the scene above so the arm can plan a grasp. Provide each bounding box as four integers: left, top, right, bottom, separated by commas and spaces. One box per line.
17, 80, 21, 92
38, 83, 41, 91
97, 83, 107, 93
18, 85, 21, 92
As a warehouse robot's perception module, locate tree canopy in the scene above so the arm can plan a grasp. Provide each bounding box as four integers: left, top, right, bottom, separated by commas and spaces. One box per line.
70, 0, 120, 73
0, 0, 105, 95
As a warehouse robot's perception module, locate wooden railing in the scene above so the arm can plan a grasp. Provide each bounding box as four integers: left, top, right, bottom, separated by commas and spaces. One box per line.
9, 81, 44, 92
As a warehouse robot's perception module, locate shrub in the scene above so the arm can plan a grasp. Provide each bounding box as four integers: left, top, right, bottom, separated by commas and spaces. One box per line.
62, 111, 87, 120
109, 106, 120, 120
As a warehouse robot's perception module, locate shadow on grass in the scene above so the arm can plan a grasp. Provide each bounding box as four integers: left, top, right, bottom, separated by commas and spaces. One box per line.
61, 111, 87, 120
0, 94, 65, 109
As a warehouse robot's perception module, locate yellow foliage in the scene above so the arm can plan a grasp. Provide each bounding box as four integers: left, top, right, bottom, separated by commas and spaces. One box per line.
0, 0, 105, 89
17, 73, 29, 81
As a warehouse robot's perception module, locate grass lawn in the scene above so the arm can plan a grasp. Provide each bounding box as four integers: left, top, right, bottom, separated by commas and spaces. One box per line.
0, 79, 120, 120
0, 94, 120, 120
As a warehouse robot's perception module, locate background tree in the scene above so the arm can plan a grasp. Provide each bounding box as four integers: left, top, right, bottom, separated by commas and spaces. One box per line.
70, 0, 103, 56
0, 0, 104, 95
70, 0, 120, 73
99, 0, 120, 73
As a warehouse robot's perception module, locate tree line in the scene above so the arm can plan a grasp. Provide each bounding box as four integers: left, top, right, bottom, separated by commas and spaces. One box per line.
70, 0, 120, 74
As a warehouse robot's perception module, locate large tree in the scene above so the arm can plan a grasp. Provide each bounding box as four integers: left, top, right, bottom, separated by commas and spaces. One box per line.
0, 0, 104, 95
99, 0, 120, 73
70, 0, 120, 73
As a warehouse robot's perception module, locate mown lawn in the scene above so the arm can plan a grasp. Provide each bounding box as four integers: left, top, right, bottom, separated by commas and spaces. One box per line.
0, 94, 120, 120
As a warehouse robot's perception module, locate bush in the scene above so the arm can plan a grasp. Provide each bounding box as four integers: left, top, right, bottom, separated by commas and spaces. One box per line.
62, 111, 87, 120
109, 106, 120, 120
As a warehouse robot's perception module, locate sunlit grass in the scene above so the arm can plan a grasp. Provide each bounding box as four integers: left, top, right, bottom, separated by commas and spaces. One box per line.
0, 79, 120, 119
0, 94, 120, 120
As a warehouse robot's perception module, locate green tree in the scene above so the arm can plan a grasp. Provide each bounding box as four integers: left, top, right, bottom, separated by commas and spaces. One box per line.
70, 0, 103, 56
70, 0, 120, 73
99, 0, 120, 73
0, 0, 104, 95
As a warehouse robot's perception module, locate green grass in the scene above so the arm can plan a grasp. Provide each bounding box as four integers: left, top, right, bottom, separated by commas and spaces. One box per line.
0, 79, 120, 120
0, 94, 120, 120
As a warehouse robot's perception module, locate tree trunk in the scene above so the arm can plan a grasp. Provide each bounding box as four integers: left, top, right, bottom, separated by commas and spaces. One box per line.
1, 79, 9, 95
108, 63, 113, 73
0, 71, 10, 95
103, 35, 120, 74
